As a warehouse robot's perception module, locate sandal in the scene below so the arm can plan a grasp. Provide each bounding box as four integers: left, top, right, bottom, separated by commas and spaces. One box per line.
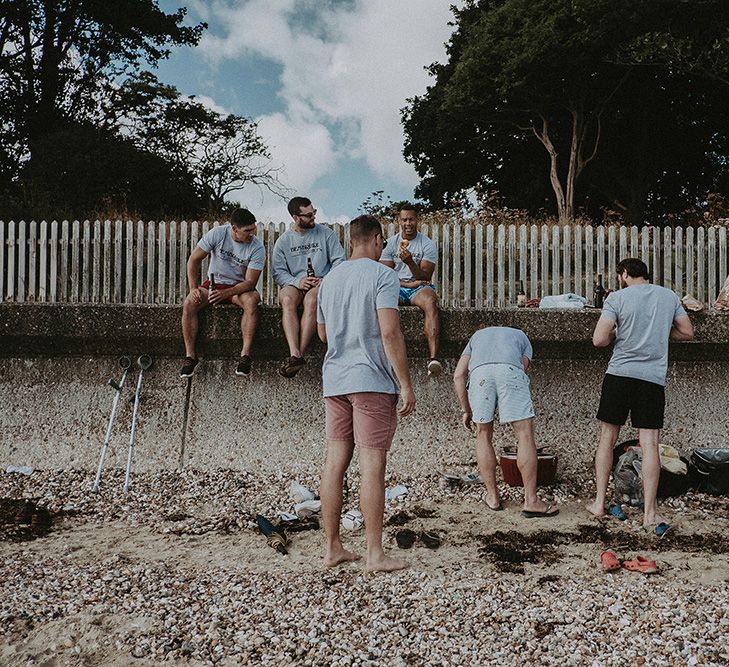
600, 550, 621, 572
622, 555, 658, 574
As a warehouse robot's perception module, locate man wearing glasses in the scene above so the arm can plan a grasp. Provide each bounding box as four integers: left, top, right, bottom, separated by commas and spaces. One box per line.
273, 196, 346, 378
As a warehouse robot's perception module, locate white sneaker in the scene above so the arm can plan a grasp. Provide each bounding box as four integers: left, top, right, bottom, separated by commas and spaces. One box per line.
427, 358, 443, 376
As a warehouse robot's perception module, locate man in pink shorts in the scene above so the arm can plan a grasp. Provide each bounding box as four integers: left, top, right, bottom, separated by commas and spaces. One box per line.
317, 215, 416, 572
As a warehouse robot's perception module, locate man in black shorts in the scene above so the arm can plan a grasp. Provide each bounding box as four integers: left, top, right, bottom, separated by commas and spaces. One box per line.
587, 258, 693, 530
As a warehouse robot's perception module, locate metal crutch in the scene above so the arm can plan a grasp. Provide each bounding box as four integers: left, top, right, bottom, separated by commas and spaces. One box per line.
123, 355, 153, 494
92, 356, 132, 493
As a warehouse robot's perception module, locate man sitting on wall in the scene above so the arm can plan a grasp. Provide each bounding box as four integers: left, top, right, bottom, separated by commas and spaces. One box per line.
379, 203, 443, 376
180, 208, 264, 378
272, 196, 346, 378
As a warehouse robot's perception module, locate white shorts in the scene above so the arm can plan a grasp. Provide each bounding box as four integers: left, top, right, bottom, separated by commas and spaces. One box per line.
468, 363, 535, 424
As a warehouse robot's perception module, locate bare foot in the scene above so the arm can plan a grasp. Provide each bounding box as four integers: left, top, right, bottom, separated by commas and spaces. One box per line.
324, 547, 361, 568
485, 492, 502, 510
585, 501, 606, 518
365, 554, 409, 573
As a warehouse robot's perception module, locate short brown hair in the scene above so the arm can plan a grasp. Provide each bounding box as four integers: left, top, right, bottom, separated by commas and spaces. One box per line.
349, 215, 382, 243
230, 208, 256, 228
616, 258, 649, 279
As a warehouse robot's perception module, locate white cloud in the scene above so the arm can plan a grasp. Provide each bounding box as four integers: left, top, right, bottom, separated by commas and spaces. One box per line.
197, 0, 456, 194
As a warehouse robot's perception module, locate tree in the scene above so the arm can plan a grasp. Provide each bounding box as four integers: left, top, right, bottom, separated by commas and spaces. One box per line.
116, 73, 291, 215
403, 0, 729, 224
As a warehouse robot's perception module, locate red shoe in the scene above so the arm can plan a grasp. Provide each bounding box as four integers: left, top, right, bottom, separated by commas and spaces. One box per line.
622, 555, 658, 574
600, 550, 621, 572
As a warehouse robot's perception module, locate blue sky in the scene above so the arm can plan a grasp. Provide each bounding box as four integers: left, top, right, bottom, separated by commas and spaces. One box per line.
155, 1, 457, 223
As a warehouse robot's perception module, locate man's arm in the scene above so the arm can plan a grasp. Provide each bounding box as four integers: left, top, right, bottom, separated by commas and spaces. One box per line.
593, 316, 617, 347
522, 356, 530, 373
399, 248, 434, 282
210, 267, 262, 304
186, 247, 208, 292
376, 308, 415, 417
271, 239, 299, 288
453, 354, 473, 431
380, 259, 396, 269
670, 314, 694, 341
317, 323, 327, 343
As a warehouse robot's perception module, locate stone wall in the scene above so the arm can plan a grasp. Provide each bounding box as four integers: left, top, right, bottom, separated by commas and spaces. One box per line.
0, 304, 727, 484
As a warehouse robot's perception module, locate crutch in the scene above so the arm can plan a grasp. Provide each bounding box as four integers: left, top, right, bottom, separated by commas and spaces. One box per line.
92, 356, 132, 493
123, 355, 153, 494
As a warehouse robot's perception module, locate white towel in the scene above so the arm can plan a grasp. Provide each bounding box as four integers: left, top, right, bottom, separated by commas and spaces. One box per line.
539, 293, 587, 309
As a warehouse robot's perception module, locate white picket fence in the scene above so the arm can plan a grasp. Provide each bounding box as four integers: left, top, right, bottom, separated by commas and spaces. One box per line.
1, 219, 727, 307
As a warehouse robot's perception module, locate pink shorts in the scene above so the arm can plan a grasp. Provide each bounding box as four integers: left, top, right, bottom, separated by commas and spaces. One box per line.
325, 392, 398, 450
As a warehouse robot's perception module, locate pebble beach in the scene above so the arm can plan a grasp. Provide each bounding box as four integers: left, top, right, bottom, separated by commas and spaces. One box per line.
1, 468, 728, 666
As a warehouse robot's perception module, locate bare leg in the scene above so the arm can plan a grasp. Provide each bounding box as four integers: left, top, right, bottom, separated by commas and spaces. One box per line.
299, 285, 320, 356
475, 422, 500, 508
640, 428, 668, 526
321, 439, 360, 567
411, 289, 440, 358
511, 418, 551, 513
278, 286, 304, 357
359, 448, 408, 573
181, 289, 209, 358
232, 291, 260, 356
587, 421, 621, 518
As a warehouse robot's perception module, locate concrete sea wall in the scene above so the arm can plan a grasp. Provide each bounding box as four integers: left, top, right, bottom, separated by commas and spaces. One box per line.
1, 304, 727, 484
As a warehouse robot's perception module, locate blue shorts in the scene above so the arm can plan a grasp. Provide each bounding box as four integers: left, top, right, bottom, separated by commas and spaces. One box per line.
399, 283, 435, 305
468, 364, 535, 424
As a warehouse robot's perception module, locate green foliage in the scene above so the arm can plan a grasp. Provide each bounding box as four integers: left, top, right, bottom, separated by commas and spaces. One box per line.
403, 0, 729, 226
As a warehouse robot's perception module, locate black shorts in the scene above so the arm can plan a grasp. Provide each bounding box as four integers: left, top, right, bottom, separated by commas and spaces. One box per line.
596, 374, 665, 429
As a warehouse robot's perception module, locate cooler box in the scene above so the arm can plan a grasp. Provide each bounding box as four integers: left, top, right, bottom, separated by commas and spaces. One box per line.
499, 447, 557, 487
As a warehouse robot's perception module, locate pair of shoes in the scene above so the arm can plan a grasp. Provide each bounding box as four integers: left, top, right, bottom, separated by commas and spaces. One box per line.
235, 355, 252, 376
180, 356, 198, 378
279, 356, 306, 378
521, 505, 559, 519
427, 358, 443, 376
395, 529, 442, 549
608, 504, 628, 521
623, 555, 659, 574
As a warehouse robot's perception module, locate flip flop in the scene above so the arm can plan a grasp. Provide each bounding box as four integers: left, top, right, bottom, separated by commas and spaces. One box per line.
608, 504, 628, 521
485, 500, 504, 511
521, 505, 559, 519
420, 531, 441, 549
655, 522, 671, 537
623, 555, 658, 574
600, 550, 621, 572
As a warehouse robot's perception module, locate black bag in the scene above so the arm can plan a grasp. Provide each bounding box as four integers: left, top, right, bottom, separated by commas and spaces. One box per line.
689, 448, 729, 495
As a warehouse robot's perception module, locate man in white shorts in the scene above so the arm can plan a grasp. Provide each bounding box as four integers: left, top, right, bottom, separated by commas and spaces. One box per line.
317, 214, 415, 572
180, 208, 264, 378
453, 326, 558, 517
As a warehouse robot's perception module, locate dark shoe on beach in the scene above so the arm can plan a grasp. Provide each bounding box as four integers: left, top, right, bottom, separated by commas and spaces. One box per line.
180, 357, 198, 378
427, 358, 443, 377
395, 528, 417, 549
235, 355, 252, 376
279, 356, 305, 378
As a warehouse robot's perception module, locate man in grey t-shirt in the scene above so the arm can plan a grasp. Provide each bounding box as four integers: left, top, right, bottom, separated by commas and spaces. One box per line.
272, 196, 345, 378
180, 208, 265, 378
380, 204, 443, 376
587, 258, 693, 532
453, 326, 558, 517
317, 215, 415, 573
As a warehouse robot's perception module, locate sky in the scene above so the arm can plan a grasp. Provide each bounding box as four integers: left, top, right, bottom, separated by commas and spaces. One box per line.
155, 0, 458, 223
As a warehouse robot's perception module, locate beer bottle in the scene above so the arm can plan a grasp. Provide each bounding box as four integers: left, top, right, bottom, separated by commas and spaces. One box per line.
306, 258, 315, 278
594, 275, 605, 308
210, 273, 216, 290
517, 280, 526, 308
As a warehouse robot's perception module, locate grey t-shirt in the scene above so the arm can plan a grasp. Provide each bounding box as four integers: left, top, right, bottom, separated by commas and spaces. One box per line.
600, 283, 686, 386
197, 225, 265, 285
461, 327, 533, 373
380, 231, 438, 281
317, 258, 401, 397
272, 224, 345, 288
